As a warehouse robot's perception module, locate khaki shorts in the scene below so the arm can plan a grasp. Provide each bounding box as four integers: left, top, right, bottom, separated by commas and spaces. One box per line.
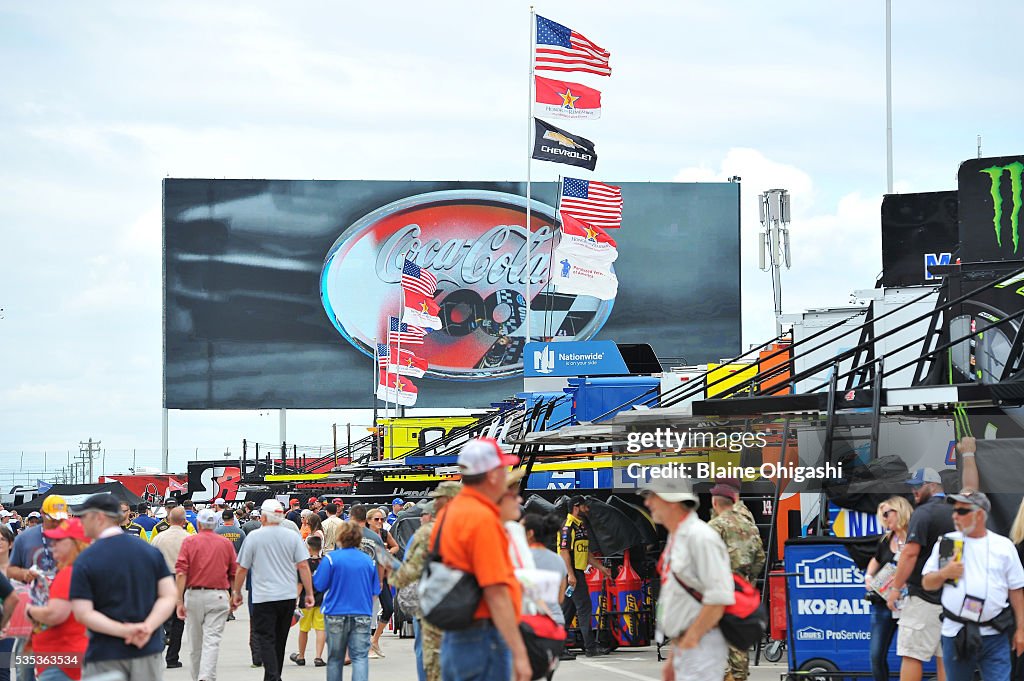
896, 595, 943, 661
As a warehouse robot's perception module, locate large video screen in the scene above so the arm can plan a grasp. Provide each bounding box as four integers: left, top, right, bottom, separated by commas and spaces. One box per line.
163, 180, 740, 409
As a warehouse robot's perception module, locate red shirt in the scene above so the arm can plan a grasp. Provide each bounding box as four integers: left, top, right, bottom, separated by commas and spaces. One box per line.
32, 565, 88, 679
175, 531, 237, 589
430, 486, 522, 620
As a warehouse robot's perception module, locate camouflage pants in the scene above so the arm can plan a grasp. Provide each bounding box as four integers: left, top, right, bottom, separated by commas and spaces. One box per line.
422, 619, 442, 681
726, 643, 749, 681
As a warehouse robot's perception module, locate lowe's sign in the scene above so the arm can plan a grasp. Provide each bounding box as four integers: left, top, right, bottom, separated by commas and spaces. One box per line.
524, 341, 629, 378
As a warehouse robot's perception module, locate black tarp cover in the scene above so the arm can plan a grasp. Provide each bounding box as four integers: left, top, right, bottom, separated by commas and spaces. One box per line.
972, 438, 1024, 533
15, 483, 145, 514
584, 496, 643, 556
824, 455, 912, 514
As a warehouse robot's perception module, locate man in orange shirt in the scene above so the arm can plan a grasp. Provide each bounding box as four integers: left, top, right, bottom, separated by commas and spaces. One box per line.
430, 438, 531, 681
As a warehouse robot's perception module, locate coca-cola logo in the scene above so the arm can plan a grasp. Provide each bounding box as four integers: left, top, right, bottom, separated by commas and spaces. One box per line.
320, 190, 614, 379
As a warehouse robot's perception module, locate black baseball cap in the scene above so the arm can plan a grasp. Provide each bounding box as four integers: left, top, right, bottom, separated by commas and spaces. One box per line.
569, 495, 587, 508
70, 493, 122, 517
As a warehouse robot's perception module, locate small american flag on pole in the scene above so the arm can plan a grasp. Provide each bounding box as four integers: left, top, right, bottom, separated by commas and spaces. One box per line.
401, 259, 438, 298
388, 317, 425, 345
559, 177, 623, 229
535, 15, 611, 77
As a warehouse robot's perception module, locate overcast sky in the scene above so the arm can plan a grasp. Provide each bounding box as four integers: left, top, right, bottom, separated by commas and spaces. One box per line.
2, 1, 1023, 475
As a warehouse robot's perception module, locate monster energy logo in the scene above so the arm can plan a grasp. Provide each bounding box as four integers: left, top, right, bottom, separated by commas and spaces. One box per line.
980, 161, 1024, 252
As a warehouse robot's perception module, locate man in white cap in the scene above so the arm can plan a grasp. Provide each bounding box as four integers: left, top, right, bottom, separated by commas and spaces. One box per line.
641, 475, 734, 681
429, 437, 531, 681
176, 508, 237, 681
232, 498, 314, 681
886, 467, 955, 681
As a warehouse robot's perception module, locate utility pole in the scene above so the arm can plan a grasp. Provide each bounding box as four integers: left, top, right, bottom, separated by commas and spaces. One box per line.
759, 189, 793, 337
78, 439, 101, 484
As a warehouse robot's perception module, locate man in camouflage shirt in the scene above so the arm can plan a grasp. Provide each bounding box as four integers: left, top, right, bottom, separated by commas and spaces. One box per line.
708, 479, 765, 681
388, 481, 462, 681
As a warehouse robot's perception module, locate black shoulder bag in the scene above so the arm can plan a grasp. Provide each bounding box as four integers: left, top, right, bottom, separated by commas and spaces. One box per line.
417, 509, 482, 630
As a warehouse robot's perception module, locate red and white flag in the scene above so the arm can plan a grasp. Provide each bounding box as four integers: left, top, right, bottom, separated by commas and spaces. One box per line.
377, 343, 428, 378
534, 76, 601, 121
403, 291, 443, 330
551, 212, 619, 300
535, 15, 611, 77
560, 177, 623, 229
377, 371, 418, 406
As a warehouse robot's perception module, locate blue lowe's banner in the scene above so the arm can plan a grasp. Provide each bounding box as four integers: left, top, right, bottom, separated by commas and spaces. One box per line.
524, 341, 629, 377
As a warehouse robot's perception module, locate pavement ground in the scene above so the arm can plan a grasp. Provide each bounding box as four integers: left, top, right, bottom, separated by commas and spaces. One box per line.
175, 606, 789, 681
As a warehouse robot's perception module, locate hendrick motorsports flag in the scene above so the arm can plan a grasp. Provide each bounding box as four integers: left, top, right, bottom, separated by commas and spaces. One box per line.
552, 212, 619, 300
402, 291, 443, 330
377, 371, 418, 406
534, 76, 601, 120
532, 118, 597, 171
377, 343, 428, 378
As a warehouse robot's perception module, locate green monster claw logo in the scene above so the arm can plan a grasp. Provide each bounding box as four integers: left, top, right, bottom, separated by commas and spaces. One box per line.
980, 161, 1024, 252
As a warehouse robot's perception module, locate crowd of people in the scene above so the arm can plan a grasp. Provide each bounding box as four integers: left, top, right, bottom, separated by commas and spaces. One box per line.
859, 436, 1024, 681
15, 434, 990, 681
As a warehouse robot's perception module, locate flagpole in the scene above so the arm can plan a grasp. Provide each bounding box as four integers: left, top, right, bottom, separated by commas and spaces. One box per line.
371, 336, 379, 446
546, 175, 565, 339
525, 6, 536, 345
397, 280, 405, 418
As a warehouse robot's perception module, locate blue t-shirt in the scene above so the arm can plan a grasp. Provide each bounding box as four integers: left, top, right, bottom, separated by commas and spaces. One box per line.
184, 510, 199, 533
69, 533, 172, 662
134, 515, 159, 532
313, 548, 380, 616
9, 525, 55, 576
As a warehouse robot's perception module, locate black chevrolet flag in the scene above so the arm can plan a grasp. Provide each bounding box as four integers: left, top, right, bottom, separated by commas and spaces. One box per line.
532, 118, 597, 171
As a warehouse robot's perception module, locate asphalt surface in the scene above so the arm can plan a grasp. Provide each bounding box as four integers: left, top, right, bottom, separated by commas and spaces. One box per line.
175, 606, 790, 681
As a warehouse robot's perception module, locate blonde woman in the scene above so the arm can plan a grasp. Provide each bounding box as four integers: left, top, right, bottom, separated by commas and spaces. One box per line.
26, 518, 90, 681
864, 495, 913, 681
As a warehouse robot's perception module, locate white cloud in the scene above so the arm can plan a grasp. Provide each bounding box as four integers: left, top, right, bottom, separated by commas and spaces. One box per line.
674, 148, 880, 346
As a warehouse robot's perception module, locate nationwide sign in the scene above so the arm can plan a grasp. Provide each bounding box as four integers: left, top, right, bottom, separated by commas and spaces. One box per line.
523, 340, 629, 377
321, 190, 615, 379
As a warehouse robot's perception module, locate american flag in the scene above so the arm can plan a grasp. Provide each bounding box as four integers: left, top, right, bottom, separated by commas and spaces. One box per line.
535, 15, 611, 77
559, 177, 623, 229
388, 316, 425, 345
377, 343, 391, 368
401, 259, 438, 298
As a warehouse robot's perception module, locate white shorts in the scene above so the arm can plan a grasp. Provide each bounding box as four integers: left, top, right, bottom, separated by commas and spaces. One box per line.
896, 595, 943, 661
672, 627, 728, 681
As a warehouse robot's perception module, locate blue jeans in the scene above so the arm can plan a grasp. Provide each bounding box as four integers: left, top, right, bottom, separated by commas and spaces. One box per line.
325, 615, 372, 681
413, 617, 426, 681
441, 623, 512, 681
34, 669, 72, 681
869, 604, 898, 681
941, 631, 1011, 681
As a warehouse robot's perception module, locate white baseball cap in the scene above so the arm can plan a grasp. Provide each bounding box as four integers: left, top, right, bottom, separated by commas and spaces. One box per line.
197, 508, 219, 526
261, 499, 284, 515
214, 498, 226, 505
457, 438, 519, 476
155, 507, 168, 519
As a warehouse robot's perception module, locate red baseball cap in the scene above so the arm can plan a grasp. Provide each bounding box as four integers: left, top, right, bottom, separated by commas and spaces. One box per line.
308, 497, 318, 504
43, 518, 89, 542
289, 499, 300, 506
332, 498, 343, 505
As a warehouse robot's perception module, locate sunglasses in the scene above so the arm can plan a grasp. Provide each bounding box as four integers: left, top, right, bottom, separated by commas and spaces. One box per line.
371, 517, 384, 522
882, 509, 897, 518
953, 507, 977, 516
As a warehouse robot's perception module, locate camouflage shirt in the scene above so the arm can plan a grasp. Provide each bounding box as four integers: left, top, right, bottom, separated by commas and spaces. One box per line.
709, 507, 765, 581
389, 520, 433, 590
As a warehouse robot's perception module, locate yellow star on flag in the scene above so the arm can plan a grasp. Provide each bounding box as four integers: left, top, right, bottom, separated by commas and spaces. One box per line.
584, 225, 599, 241
407, 357, 415, 367
559, 88, 579, 109
395, 378, 404, 391
420, 300, 430, 313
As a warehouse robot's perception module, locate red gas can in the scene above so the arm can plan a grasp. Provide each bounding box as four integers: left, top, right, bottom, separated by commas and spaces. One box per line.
587, 564, 607, 633
613, 550, 647, 646
769, 569, 787, 641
